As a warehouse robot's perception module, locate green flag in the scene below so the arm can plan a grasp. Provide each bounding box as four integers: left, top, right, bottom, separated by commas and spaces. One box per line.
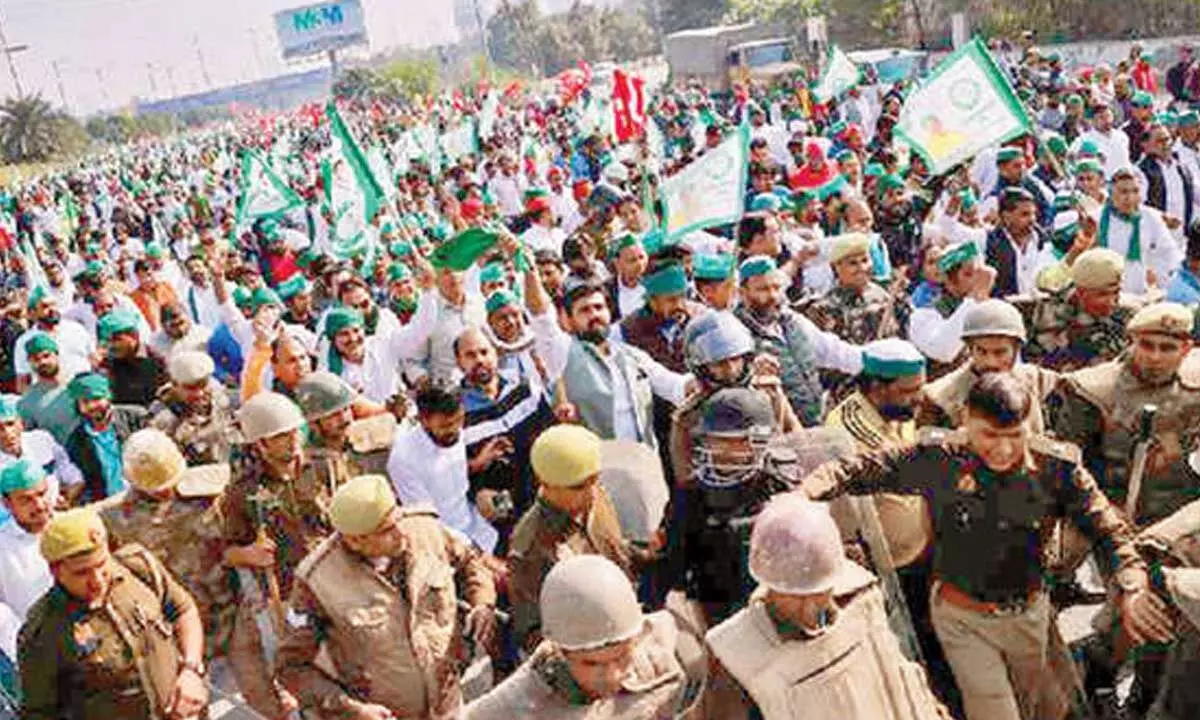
659, 124, 750, 239
894, 38, 1033, 176
235, 149, 303, 229
478, 90, 500, 141
811, 45, 862, 104
441, 120, 478, 163
325, 101, 385, 261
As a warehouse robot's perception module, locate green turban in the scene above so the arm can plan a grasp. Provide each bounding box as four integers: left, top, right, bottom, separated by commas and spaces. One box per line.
324, 307, 364, 339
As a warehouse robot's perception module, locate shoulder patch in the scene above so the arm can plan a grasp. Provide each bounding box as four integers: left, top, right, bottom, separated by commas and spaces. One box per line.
177, 464, 231, 498
294, 534, 340, 581
917, 426, 965, 447
1029, 434, 1083, 464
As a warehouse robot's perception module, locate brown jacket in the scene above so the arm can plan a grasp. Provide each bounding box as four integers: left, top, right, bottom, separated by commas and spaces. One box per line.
276, 508, 496, 720
507, 490, 632, 651
18, 545, 195, 720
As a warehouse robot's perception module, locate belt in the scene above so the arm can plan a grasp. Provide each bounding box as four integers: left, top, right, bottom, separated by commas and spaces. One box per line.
937, 580, 1039, 616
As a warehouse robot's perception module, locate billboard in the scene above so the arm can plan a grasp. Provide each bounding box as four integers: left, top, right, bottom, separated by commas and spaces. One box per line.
274, 0, 368, 60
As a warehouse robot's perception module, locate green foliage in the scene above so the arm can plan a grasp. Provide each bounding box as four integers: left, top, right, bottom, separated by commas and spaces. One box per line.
83, 112, 181, 145
486, 0, 660, 76
0, 95, 87, 164
381, 58, 441, 99
658, 0, 731, 34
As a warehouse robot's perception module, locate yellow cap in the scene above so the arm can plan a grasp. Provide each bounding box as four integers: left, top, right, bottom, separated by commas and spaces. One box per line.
40, 508, 106, 563
828, 233, 872, 265
531, 425, 602, 488
122, 428, 186, 491
1070, 248, 1124, 290
329, 475, 397, 536
1127, 302, 1194, 338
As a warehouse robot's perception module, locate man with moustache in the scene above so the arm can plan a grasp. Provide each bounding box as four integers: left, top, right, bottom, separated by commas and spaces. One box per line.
455, 327, 555, 550
14, 286, 93, 391
918, 300, 1059, 433
17, 333, 80, 445
149, 351, 237, 465
734, 255, 865, 426
62, 373, 146, 505
0, 460, 56, 662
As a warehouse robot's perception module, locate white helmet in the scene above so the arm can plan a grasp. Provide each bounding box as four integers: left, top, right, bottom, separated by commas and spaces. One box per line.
749, 494, 859, 595
238, 392, 304, 443
540, 554, 642, 652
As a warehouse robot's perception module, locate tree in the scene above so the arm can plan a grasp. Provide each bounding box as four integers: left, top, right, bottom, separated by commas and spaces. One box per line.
0, 95, 76, 164
658, 0, 730, 34
487, 0, 546, 75
382, 58, 441, 100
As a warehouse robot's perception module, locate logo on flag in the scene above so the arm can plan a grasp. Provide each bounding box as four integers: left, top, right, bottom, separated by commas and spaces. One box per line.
894, 38, 1033, 176
659, 124, 750, 239
811, 45, 861, 104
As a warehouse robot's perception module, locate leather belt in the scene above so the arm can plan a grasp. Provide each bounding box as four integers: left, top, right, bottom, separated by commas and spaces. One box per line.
937, 580, 1039, 616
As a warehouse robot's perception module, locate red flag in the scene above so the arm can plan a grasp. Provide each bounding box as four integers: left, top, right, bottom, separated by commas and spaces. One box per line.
557, 68, 588, 105
611, 69, 646, 142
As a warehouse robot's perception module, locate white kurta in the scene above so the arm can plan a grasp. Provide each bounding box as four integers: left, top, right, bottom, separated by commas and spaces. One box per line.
909, 298, 977, 363
387, 424, 498, 553
14, 319, 94, 381
1099, 208, 1183, 294
0, 521, 51, 658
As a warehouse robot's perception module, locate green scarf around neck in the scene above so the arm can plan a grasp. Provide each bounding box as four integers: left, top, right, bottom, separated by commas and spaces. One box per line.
1098, 203, 1142, 263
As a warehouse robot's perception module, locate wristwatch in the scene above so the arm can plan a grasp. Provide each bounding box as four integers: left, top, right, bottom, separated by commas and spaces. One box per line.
180, 658, 206, 677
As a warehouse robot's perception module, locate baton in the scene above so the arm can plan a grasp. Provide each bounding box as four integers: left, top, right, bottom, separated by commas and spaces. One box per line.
1125, 404, 1158, 520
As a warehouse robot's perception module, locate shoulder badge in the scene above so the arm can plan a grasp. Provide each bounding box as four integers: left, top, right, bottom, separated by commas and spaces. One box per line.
177, 464, 231, 498
917, 426, 966, 447
1028, 434, 1083, 464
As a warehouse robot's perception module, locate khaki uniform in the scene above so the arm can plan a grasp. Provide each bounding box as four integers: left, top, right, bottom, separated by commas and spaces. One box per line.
800, 282, 902, 345
465, 611, 699, 720
918, 362, 1059, 433
1013, 290, 1141, 372
220, 453, 338, 717
508, 492, 633, 651
668, 375, 800, 490
18, 545, 196, 720
149, 384, 239, 466
1049, 356, 1200, 525
800, 431, 1148, 720
276, 509, 496, 720
825, 390, 929, 567
98, 488, 236, 657
707, 567, 944, 720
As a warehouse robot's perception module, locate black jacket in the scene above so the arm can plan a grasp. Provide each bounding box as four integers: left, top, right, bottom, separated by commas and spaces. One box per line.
65, 406, 147, 503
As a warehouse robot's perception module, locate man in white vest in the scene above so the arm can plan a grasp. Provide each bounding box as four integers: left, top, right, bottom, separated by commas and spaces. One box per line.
706, 493, 945, 720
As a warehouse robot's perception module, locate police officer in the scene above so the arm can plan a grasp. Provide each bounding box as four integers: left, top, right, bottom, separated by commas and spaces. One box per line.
1019, 248, 1142, 371
98, 429, 244, 705
465, 554, 706, 719
276, 474, 497, 720
507, 424, 635, 653
221, 391, 328, 719
295, 371, 360, 496
669, 310, 799, 490
706, 493, 945, 720
18, 507, 209, 720
801, 373, 1170, 720
1051, 302, 1200, 527
679, 387, 799, 623
149, 350, 238, 465
800, 232, 902, 346
918, 299, 1058, 433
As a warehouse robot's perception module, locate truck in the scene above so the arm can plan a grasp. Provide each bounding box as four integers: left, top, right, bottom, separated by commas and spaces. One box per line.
665, 23, 805, 92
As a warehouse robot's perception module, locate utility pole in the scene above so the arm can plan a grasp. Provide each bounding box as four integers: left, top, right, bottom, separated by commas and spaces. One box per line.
145, 62, 158, 97
0, 3, 29, 97
50, 59, 69, 112
193, 34, 212, 88
165, 66, 177, 97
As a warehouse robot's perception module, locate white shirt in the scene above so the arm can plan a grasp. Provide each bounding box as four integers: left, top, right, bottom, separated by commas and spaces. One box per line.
520, 223, 565, 255
1000, 229, 1044, 296
910, 297, 977, 363
1176, 141, 1200, 189
387, 425, 498, 553
64, 294, 152, 343
488, 173, 526, 217
0, 520, 52, 658
316, 292, 439, 403
1137, 157, 1191, 226
616, 281, 645, 319
1099, 207, 1183, 294
14, 319, 94, 381
181, 281, 228, 330
0, 430, 84, 492
549, 188, 581, 232
1079, 128, 1131, 177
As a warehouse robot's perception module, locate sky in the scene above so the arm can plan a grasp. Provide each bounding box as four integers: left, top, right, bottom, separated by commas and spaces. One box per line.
0, 0, 468, 116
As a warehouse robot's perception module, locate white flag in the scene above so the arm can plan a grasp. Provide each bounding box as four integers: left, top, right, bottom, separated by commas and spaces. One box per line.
895, 38, 1033, 176
811, 45, 861, 104
659, 124, 750, 239
235, 149, 302, 228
